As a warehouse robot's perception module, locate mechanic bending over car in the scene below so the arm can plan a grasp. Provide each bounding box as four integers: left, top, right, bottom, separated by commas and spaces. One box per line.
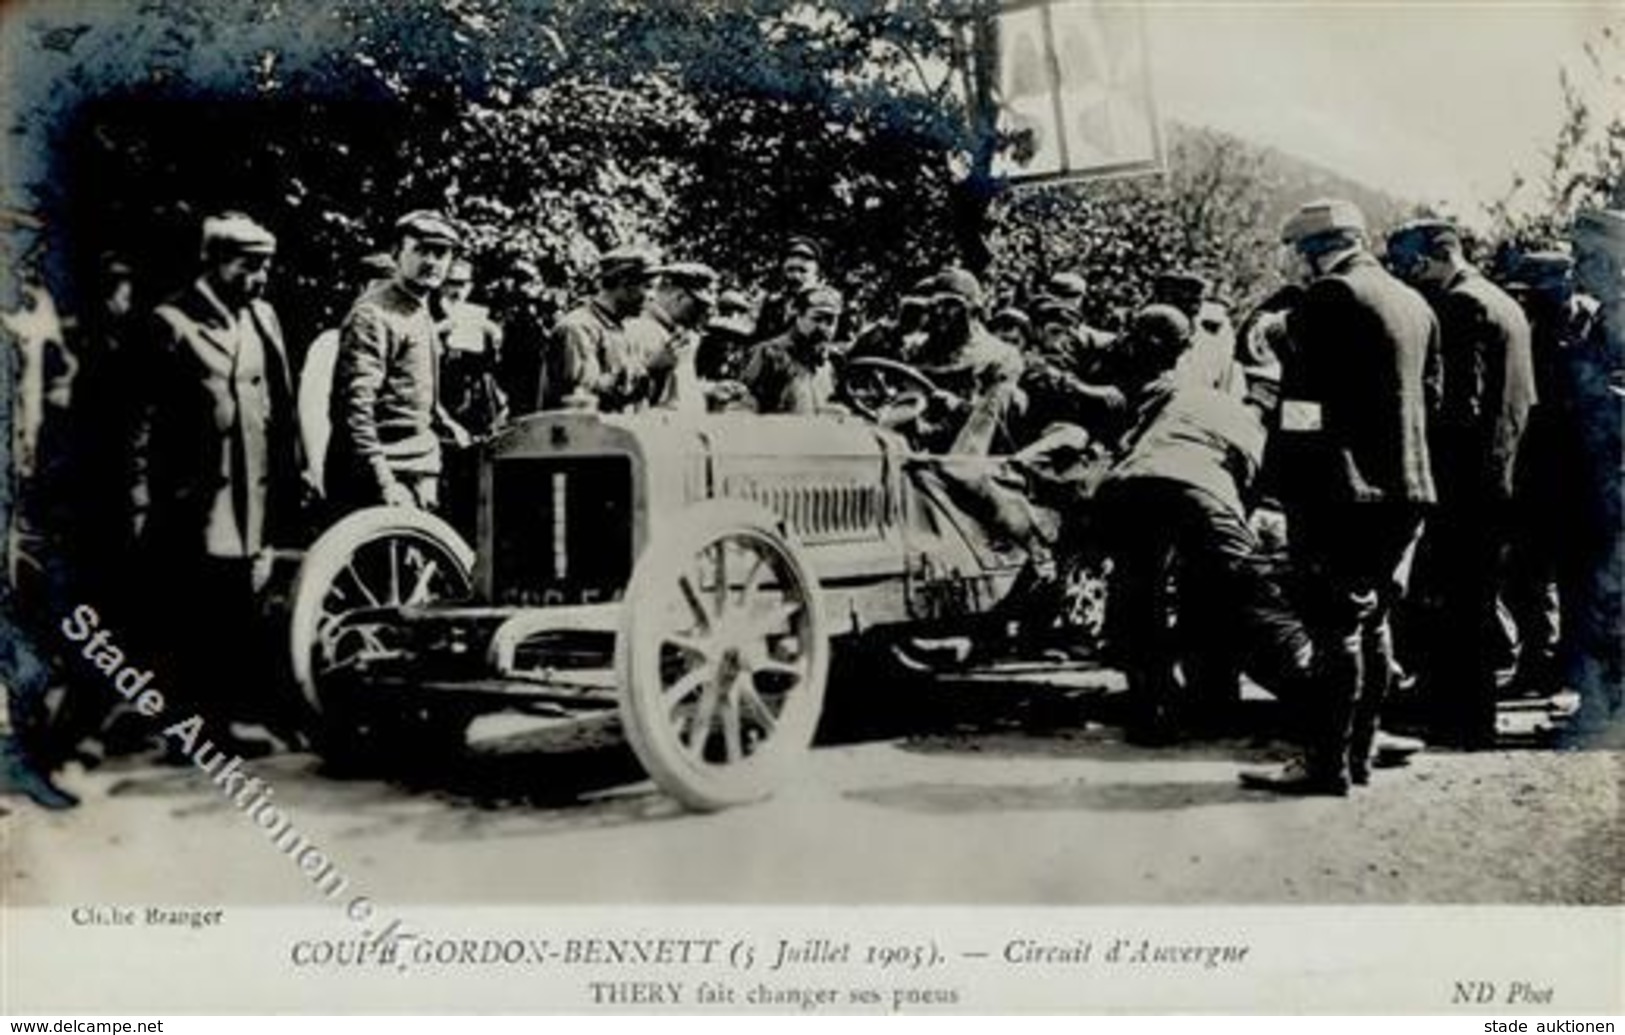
1093, 304, 1317, 747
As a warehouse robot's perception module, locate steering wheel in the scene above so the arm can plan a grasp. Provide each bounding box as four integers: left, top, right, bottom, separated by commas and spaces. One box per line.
841, 356, 948, 426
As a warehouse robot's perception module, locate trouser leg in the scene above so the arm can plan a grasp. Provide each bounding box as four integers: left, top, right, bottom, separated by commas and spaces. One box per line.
1294, 505, 1423, 776
1347, 601, 1394, 775
1503, 537, 1560, 693
163, 556, 260, 735
1101, 482, 1181, 737
1432, 509, 1507, 744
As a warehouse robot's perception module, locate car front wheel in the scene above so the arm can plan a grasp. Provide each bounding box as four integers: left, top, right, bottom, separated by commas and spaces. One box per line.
616, 500, 829, 811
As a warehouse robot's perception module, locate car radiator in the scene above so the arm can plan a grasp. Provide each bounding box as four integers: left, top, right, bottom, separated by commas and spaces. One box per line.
489, 454, 635, 607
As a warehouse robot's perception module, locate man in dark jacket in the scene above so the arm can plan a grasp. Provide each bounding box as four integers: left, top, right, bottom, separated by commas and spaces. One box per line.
326, 210, 467, 513
133, 213, 304, 752
1242, 199, 1441, 794
753, 236, 827, 344
1386, 219, 1535, 747
1563, 207, 1625, 745
1502, 251, 1596, 697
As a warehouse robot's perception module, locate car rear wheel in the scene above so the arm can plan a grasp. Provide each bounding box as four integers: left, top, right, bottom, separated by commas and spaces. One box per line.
289, 506, 476, 766
617, 500, 829, 811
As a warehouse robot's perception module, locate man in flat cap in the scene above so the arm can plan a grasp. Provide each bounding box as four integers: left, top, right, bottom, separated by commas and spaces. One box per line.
541, 245, 659, 413
1386, 218, 1535, 748
132, 212, 303, 754
754, 235, 828, 344
988, 306, 1036, 353
1561, 207, 1625, 744
1241, 199, 1441, 794
624, 260, 719, 412
1021, 274, 1119, 439
742, 284, 845, 415
327, 209, 468, 514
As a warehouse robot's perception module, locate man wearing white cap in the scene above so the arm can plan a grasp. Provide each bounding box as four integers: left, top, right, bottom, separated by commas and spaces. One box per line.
132, 211, 303, 754
327, 209, 467, 512
1241, 199, 1441, 795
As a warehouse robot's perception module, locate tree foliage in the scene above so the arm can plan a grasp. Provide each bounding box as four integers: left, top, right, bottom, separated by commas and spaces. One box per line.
986, 124, 1412, 331
3, 0, 995, 350
4, 0, 1448, 353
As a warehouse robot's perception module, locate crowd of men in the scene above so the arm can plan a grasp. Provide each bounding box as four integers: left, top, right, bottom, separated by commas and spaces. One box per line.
1, 193, 1621, 809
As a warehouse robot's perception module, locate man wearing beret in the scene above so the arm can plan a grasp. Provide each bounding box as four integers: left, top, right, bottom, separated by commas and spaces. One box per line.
327, 209, 468, 513
1562, 206, 1625, 744
542, 246, 659, 413
132, 212, 304, 754
1242, 199, 1441, 794
753, 235, 828, 344
1386, 218, 1535, 748
624, 261, 720, 412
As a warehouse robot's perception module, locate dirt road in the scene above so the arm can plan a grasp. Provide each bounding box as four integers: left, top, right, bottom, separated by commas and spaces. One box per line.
6, 679, 1619, 907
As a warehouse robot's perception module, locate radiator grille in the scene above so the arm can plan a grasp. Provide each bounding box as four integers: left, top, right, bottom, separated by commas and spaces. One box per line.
490, 456, 634, 606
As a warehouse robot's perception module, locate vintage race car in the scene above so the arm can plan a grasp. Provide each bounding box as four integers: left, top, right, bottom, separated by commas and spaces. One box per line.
288, 375, 1111, 812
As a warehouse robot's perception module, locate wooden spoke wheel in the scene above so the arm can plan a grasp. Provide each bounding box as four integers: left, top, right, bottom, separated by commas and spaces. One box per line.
1057, 550, 1113, 649
617, 501, 828, 811
289, 506, 476, 763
